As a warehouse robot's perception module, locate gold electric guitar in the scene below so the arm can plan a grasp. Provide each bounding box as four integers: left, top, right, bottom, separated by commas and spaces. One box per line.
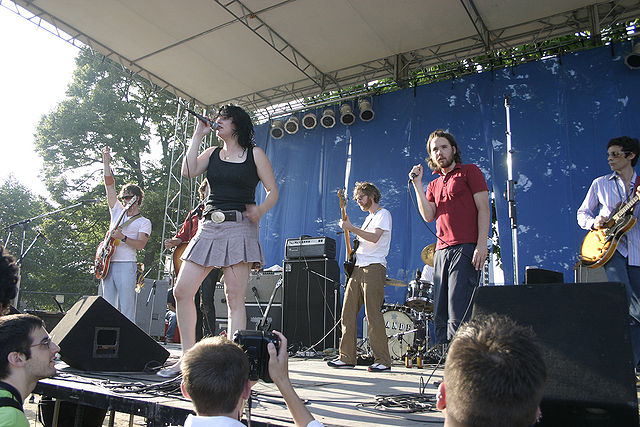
580, 192, 640, 268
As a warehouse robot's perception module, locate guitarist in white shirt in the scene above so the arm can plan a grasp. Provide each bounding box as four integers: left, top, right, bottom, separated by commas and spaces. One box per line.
101, 147, 152, 322
577, 136, 640, 369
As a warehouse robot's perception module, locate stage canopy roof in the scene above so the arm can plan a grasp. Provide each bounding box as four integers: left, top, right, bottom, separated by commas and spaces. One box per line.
7, 0, 640, 118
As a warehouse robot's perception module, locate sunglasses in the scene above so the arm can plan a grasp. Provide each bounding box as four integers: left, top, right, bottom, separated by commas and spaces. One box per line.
121, 195, 135, 201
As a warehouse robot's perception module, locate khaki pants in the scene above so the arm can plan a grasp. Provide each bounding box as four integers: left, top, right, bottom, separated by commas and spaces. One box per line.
339, 263, 391, 366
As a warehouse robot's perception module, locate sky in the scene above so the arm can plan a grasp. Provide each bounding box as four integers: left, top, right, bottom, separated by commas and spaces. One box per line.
0, 5, 79, 197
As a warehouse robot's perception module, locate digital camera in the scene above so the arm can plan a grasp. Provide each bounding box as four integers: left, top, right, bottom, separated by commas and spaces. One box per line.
233, 330, 279, 383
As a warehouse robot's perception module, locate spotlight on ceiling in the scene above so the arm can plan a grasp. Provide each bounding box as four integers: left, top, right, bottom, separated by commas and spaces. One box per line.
340, 104, 355, 126
270, 119, 284, 139
285, 116, 299, 134
358, 99, 375, 122
302, 112, 317, 130
625, 43, 640, 70
321, 109, 336, 128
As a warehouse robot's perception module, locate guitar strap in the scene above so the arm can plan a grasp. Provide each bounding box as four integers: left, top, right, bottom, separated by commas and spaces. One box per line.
118, 214, 141, 230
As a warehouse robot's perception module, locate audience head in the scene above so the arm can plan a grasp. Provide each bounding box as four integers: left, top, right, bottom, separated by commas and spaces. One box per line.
181, 336, 250, 417
0, 245, 19, 315
438, 314, 547, 427
0, 314, 59, 384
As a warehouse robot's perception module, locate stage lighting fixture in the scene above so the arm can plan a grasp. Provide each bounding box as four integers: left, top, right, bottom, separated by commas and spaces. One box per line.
285, 116, 299, 134
358, 99, 375, 122
302, 112, 317, 130
340, 104, 355, 125
270, 119, 284, 139
625, 43, 640, 70
321, 109, 336, 128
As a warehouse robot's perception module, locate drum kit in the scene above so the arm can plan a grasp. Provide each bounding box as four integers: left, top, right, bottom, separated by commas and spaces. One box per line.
369, 244, 441, 363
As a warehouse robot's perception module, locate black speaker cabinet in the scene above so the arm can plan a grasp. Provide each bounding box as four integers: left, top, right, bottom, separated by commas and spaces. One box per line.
51, 296, 169, 372
283, 259, 341, 350
472, 283, 638, 426
215, 304, 283, 335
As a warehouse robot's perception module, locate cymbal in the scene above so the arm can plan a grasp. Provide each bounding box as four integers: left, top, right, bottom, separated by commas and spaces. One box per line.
421, 243, 436, 266
385, 277, 407, 287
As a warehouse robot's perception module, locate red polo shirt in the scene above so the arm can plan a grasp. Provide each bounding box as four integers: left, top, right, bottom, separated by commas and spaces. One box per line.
426, 163, 488, 250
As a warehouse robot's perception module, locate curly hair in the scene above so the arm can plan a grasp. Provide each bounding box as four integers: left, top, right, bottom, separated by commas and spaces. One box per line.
0, 245, 19, 315
353, 182, 381, 203
218, 105, 255, 150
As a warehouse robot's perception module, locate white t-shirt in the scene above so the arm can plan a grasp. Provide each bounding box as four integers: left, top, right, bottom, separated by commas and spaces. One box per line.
184, 414, 323, 427
109, 202, 152, 262
355, 208, 392, 268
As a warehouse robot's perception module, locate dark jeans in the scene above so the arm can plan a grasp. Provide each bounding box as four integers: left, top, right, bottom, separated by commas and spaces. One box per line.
432, 243, 480, 344
603, 250, 640, 367
199, 268, 221, 338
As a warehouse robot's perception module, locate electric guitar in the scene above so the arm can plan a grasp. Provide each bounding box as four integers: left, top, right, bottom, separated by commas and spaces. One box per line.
580, 192, 640, 268
172, 243, 188, 276
338, 189, 359, 277
94, 196, 138, 279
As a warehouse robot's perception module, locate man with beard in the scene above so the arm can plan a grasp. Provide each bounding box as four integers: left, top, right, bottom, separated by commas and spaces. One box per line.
0, 314, 60, 427
409, 130, 490, 346
328, 182, 392, 372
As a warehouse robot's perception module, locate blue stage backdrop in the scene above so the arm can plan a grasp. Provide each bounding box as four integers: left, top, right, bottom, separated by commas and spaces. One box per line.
253, 41, 640, 302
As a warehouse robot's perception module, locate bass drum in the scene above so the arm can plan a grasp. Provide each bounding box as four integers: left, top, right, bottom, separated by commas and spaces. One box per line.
382, 305, 417, 360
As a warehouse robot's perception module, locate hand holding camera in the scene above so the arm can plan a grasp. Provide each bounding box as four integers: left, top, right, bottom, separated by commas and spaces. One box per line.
233, 329, 280, 383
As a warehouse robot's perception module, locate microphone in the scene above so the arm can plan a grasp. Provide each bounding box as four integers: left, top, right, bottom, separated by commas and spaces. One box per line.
80, 198, 101, 204
185, 108, 220, 130
410, 172, 417, 179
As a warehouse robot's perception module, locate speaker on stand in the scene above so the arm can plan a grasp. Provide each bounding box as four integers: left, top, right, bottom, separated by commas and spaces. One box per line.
282, 258, 341, 351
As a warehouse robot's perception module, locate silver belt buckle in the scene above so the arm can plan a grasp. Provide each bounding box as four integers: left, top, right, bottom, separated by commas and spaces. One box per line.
211, 211, 226, 224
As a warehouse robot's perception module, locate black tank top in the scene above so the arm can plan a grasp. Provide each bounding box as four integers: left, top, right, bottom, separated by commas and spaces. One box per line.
203, 146, 260, 214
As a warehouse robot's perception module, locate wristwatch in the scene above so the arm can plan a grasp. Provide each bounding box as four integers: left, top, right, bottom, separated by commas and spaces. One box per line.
122, 236, 128, 243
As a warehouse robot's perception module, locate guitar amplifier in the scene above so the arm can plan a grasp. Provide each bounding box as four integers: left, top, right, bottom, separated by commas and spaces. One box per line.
285, 237, 336, 260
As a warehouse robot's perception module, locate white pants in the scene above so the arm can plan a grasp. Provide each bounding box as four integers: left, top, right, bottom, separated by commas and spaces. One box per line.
101, 261, 136, 322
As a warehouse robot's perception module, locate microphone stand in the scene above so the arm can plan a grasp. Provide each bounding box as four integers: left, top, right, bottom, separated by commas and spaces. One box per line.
256, 278, 283, 332
301, 264, 344, 349
504, 95, 520, 285
3, 200, 91, 309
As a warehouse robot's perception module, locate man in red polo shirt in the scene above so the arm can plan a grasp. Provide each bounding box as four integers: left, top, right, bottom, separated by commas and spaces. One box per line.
409, 129, 490, 345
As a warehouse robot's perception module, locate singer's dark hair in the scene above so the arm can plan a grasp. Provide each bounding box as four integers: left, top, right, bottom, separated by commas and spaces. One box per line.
0, 245, 19, 315
219, 105, 255, 150
607, 136, 640, 167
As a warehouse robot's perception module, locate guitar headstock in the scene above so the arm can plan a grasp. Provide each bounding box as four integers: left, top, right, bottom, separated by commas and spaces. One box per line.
123, 195, 138, 210
338, 188, 347, 209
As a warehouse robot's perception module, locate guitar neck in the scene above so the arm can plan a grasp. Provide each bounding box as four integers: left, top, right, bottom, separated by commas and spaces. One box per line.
613, 193, 640, 221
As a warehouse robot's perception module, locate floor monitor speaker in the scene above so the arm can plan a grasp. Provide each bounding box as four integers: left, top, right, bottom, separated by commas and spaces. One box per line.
472, 283, 638, 426
51, 296, 169, 371
283, 259, 341, 350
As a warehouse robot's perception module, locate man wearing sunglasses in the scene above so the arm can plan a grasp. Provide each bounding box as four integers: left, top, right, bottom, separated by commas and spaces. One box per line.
101, 147, 152, 322
578, 136, 640, 369
0, 314, 60, 427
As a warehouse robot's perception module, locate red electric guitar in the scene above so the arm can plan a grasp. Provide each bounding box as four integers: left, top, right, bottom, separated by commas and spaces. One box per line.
94, 196, 138, 279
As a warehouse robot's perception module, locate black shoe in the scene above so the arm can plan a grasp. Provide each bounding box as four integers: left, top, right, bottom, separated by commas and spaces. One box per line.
327, 358, 355, 368
368, 363, 391, 372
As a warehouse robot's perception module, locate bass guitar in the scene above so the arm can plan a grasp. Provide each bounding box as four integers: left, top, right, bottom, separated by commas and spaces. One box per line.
338, 189, 359, 278
94, 196, 138, 279
580, 192, 640, 268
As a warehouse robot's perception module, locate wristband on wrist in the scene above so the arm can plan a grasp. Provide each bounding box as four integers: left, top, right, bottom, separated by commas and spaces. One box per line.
122, 236, 128, 243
